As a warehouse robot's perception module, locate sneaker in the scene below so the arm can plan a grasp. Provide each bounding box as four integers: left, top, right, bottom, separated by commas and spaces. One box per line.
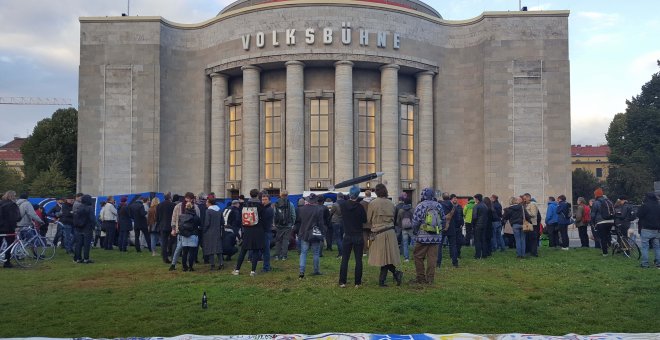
561, 247, 569, 250
281, 257, 287, 261
169, 265, 176, 271
83, 259, 94, 264
250, 271, 256, 277
299, 272, 305, 279
354, 284, 361, 288
339, 283, 346, 288
232, 269, 240, 275
404, 258, 409, 262
602, 254, 609, 257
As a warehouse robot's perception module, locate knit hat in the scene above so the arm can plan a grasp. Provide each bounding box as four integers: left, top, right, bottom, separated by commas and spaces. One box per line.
120, 196, 128, 203
421, 187, 435, 201
349, 185, 361, 199
305, 193, 317, 202
594, 188, 604, 198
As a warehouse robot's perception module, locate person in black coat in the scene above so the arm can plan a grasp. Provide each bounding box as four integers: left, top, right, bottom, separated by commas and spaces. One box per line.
637, 192, 660, 268
117, 197, 132, 252
73, 195, 95, 263
502, 196, 532, 258
338, 186, 367, 287
129, 197, 149, 252
232, 189, 265, 276
156, 193, 177, 263
472, 194, 489, 259
0, 191, 21, 268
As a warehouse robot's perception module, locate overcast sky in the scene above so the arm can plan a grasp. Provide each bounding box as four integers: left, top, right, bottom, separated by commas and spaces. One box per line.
1, 0, 659, 146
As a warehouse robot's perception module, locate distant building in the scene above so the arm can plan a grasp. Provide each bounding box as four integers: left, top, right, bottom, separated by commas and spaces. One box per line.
571, 144, 610, 180
0, 137, 26, 175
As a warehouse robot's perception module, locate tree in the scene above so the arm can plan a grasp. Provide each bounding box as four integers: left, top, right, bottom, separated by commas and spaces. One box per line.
0, 161, 24, 193
28, 161, 74, 198
21, 108, 77, 190
572, 168, 602, 203
605, 60, 660, 201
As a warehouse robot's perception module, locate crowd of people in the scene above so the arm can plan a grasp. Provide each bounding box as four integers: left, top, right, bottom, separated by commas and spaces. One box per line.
0, 185, 658, 278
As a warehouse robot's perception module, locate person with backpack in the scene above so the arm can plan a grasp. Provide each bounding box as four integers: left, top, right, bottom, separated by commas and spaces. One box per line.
178, 201, 201, 272
73, 194, 95, 264
396, 196, 415, 262
591, 188, 615, 256
338, 186, 367, 288
636, 192, 660, 269
588, 198, 601, 249
294, 193, 327, 279
437, 193, 460, 268
411, 187, 445, 284
169, 193, 200, 270
367, 184, 403, 287
0, 191, 21, 268
574, 197, 591, 248
555, 195, 571, 250
273, 190, 296, 261
232, 189, 266, 276
502, 196, 531, 258
613, 196, 634, 238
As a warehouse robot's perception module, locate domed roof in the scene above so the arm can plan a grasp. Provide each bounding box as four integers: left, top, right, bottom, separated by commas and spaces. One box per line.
218, 0, 442, 19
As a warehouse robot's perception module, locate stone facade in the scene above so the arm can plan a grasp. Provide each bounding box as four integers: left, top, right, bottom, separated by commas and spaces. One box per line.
78, 0, 571, 205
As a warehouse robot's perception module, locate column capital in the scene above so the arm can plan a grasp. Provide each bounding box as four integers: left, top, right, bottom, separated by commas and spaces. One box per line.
241, 65, 261, 72
415, 70, 435, 78
334, 60, 354, 67
379, 64, 400, 71
209, 72, 229, 79
285, 60, 305, 67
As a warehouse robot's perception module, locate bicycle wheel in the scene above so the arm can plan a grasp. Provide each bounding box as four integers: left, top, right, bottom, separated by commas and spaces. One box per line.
621, 237, 641, 260
12, 240, 39, 268
38, 236, 56, 260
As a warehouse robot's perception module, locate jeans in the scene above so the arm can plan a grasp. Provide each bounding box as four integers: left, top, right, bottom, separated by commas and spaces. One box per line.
118, 230, 129, 251
339, 234, 364, 285
103, 221, 116, 250
640, 229, 660, 267
62, 224, 74, 252
401, 229, 415, 260
437, 230, 458, 267
512, 224, 525, 257
262, 229, 273, 271
150, 232, 159, 252
332, 223, 343, 254
73, 228, 92, 261
274, 226, 292, 259
299, 240, 321, 274
491, 221, 505, 251
171, 235, 183, 265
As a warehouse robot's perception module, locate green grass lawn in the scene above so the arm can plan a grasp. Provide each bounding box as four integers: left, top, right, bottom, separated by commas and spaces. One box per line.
0, 244, 657, 338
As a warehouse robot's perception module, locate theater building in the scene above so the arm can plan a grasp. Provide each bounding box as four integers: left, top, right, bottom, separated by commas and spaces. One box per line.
78, 0, 571, 202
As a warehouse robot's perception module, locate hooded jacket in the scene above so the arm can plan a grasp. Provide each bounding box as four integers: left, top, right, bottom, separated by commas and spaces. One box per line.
16, 198, 44, 227
637, 193, 660, 231
545, 201, 558, 225
503, 203, 530, 226
339, 199, 367, 237
463, 199, 475, 224
412, 188, 444, 244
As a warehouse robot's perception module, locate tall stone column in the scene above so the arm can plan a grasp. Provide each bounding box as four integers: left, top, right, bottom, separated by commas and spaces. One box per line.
380, 64, 400, 197
285, 61, 305, 194
241, 65, 261, 193
210, 72, 228, 196
334, 61, 354, 184
417, 71, 434, 190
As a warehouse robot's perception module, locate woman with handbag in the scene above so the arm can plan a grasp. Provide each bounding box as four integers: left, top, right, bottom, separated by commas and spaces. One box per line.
502, 196, 531, 258
367, 184, 403, 287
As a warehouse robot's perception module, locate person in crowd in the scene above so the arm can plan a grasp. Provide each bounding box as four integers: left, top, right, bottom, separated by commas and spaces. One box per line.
100, 196, 118, 250
117, 196, 132, 252
367, 184, 403, 287
482, 196, 495, 257
636, 192, 660, 268
591, 188, 615, 256
48, 197, 63, 241
396, 196, 415, 262
411, 187, 444, 284
463, 198, 475, 246
0, 191, 21, 268
503, 214, 515, 249
491, 194, 505, 252
178, 201, 201, 272
523, 193, 541, 257
224, 199, 242, 236
295, 193, 326, 279
472, 194, 489, 259
323, 197, 334, 251
129, 197, 150, 253
147, 197, 160, 256
574, 197, 590, 248
545, 196, 559, 248
170, 193, 199, 270
57, 196, 76, 254
614, 195, 634, 238
274, 190, 296, 261
555, 195, 571, 250
502, 196, 530, 258
222, 218, 239, 262
73, 194, 95, 264
232, 189, 266, 276
393, 193, 407, 250
260, 191, 275, 273
196, 193, 208, 264
203, 197, 224, 271
338, 186, 367, 288
293, 198, 305, 253
330, 194, 344, 258
437, 193, 460, 268
33, 204, 47, 237
450, 194, 465, 257
16, 193, 44, 229
157, 193, 177, 263
588, 198, 600, 249
361, 189, 373, 255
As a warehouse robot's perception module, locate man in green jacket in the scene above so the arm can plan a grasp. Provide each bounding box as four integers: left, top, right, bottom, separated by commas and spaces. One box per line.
463, 199, 475, 246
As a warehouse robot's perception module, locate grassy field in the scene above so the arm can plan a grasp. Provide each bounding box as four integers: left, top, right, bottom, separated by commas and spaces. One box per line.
0, 244, 658, 338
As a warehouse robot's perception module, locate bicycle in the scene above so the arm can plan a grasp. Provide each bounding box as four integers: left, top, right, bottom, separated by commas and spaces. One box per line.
0, 231, 40, 268
609, 226, 641, 260
21, 225, 56, 261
